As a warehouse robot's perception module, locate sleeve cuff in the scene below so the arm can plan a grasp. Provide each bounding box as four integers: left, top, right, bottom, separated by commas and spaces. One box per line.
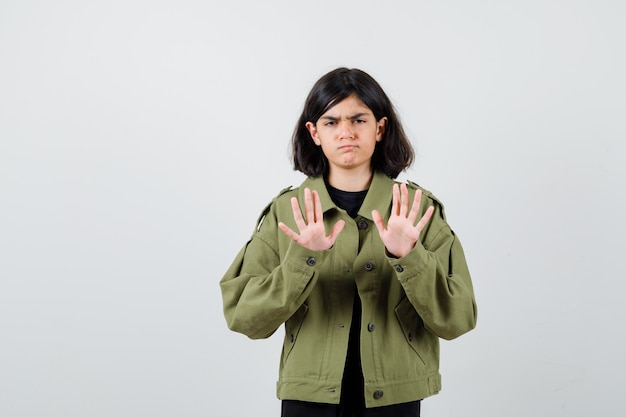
387, 242, 430, 282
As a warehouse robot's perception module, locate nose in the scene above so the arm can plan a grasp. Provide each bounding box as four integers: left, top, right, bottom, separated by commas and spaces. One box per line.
338, 120, 354, 139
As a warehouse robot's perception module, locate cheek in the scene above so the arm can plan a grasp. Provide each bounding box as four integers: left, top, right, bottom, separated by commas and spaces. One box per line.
318, 141, 332, 154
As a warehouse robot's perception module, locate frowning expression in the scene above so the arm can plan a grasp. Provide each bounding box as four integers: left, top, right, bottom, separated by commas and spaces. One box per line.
306, 94, 387, 175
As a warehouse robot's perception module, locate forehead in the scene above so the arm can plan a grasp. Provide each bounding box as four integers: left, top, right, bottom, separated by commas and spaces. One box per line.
322, 94, 373, 116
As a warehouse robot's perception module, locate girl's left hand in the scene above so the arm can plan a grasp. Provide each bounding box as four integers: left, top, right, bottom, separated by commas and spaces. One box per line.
372, 183, 434, 258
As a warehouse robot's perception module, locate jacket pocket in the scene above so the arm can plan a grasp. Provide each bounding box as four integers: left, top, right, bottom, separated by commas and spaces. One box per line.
281, 303, 308, 365
394, 298, 427, 366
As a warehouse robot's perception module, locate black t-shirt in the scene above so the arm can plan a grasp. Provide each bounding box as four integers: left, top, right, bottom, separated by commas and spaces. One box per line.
327, 182, 368, 408
326, 183, 368, 218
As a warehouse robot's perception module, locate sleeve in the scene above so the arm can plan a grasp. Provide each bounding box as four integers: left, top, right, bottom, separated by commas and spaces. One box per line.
219, 200, 329, 339
388, 200, 478, 340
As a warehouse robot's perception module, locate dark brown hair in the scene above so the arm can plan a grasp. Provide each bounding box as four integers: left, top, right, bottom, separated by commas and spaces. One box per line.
291, 67, 414, 178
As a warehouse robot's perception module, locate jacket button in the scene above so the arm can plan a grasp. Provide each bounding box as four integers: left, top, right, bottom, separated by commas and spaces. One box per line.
408, 332, 413, 342
357, 220, 368, 229
373, 390, 384, 399
367, 323, 375, 332
364, 262, 374, 271
306, 257, 316, 266
290, 334, 294, 343
394, 264, 404, 272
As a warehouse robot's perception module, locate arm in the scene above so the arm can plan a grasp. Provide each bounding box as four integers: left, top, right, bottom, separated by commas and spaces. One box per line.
220, 188, 343, 339
373, 183, 477, 340
220, 231, 326, 339
390, 222, 477, 340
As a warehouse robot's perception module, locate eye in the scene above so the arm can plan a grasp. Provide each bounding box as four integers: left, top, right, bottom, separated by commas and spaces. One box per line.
354, 119, 366, 124
324, 121, 336, 126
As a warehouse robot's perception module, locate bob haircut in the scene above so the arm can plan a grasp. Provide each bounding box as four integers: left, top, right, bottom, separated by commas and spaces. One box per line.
291, 67, 414, 179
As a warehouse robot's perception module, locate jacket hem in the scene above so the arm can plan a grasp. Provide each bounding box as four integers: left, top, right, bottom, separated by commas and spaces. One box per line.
276, 372, 441, 408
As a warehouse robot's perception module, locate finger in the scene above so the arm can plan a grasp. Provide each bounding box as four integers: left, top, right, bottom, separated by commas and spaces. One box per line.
312, 189, 323, 224
290, 197, 306, 229
327, 219, 346, 244
391, 184, 400, 216
408, 189, 422, 225
278, 222, 300, 242
304, 188, 315, 224
371, 210, 386, 236
415, 205, 435, 233
399, 183, 410, 217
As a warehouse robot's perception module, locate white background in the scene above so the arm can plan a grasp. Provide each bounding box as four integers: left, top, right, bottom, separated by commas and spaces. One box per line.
1, 1, 625, 416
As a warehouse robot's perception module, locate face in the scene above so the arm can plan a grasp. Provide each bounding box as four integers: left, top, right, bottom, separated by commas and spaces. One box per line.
306, 94, 387, 177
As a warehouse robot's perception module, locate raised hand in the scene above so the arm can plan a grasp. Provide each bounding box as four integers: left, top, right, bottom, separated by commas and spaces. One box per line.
372, 183, 434, 258
278, 188, 345, 251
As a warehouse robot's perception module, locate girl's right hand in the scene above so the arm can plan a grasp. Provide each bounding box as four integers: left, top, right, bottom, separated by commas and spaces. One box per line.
278, 188, 345, 251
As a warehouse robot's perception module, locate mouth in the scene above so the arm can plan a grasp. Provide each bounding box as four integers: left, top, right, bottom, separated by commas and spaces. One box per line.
339, 145, 357, 151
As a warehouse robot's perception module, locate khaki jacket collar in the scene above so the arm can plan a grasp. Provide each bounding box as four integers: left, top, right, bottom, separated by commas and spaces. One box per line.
299, 171, 395, 221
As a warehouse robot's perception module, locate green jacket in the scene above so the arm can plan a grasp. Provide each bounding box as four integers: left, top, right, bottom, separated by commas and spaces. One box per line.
220, 171, 477, 408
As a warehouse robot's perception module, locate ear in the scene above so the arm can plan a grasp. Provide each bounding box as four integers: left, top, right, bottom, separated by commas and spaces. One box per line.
306, 121, 321, 146
376, 117, 387, 142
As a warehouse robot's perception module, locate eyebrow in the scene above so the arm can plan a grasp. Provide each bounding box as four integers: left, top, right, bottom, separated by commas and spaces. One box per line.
319, 112, 371, 121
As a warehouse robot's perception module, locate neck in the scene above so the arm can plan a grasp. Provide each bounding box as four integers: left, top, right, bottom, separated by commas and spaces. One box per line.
326, 167, 374, 191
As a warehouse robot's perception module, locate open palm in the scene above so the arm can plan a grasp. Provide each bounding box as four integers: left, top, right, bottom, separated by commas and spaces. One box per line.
278, 188, 345, 251
372, 183, 434, 258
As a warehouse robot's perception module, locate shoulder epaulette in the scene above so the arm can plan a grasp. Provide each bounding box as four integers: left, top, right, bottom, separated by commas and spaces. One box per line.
255, 186, 293, 232
406, 180, 447, 221
277, 186, 293, 197
406, 180, 420, 189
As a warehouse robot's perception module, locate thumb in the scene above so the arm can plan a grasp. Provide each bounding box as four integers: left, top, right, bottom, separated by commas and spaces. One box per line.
328, 220, 346, 244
